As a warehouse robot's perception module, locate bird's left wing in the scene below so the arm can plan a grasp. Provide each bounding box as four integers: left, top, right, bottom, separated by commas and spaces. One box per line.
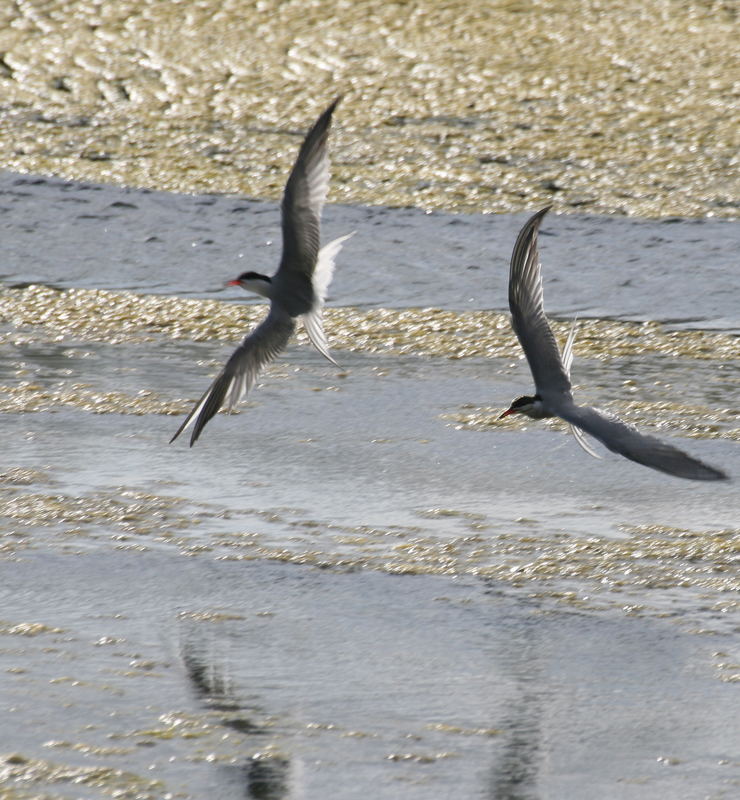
508, 207, 573, 402
170, 308, 296, 447
553, 400, 728, 481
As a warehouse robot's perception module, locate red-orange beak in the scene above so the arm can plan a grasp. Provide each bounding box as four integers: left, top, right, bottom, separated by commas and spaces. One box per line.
499, 407, 515, 419
226, 278, 241, 286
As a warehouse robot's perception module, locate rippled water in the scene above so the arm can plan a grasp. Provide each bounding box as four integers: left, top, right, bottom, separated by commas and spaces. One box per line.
1, 173, 738, 798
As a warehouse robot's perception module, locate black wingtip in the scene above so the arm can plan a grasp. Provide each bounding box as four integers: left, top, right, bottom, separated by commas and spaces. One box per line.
315, 96, 342, 128
296, 97, 341, 157
698, 464, 730, 481
511, 206, 551, 264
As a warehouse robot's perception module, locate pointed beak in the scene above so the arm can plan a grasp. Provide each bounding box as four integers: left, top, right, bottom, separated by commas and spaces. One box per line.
499, 408, 515, 419
226, 278, 241, 287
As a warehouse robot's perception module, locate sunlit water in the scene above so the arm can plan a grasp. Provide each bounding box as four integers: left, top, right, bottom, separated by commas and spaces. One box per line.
0, 174, 738, 799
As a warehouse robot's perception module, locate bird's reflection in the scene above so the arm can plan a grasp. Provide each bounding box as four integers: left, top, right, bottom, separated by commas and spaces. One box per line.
483, 595, 550, 800
180, 626, 296, 800
487, 688, 543, 800
242, 755, 292, 800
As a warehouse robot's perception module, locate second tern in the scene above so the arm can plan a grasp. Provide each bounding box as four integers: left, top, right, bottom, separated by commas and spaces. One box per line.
499, 207, 728, 481
171, 97, 350, 446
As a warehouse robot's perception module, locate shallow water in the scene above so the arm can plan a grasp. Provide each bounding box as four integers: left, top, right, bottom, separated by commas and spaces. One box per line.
1, 174, 738, 798
3, 552, 739, 800
2, 173, 739, 330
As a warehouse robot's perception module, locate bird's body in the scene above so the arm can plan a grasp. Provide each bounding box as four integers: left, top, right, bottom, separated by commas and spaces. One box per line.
171, 98, 350, 446
500, 207, 728, 482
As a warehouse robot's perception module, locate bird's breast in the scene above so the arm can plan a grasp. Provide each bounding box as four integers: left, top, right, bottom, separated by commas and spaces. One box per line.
272, 273, 315, 317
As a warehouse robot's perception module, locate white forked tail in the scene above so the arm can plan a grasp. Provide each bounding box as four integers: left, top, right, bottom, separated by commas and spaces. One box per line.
302, 231, 355, 366
561, 318, 602, 460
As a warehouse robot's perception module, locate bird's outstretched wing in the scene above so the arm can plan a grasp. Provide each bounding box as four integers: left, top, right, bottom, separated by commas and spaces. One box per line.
553, 399, 728, 481
509, 206, 572, 403
275, 97, 341, 317
170, 309, 296, 447
302, 231, 354, 366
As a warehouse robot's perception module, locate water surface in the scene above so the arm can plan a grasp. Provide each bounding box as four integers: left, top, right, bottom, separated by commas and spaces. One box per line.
1, 175, 738, 799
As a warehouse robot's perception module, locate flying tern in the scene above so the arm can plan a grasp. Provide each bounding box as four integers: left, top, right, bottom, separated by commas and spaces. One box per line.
499, 206, 728, 481
171, 97, 351, 446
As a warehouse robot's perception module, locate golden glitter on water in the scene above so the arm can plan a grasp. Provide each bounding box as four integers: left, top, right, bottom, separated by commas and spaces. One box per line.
0, 754, 164, 799
2, 285, 738, 361
445, 400, 740, 441
0, 383, 186, 415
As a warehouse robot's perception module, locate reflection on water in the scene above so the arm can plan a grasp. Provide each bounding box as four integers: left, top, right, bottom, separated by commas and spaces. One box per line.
489, 694, 542, 800
181, 631, 236, 703
242, 756, 292, 800
181, 626, 296, 800
1, 552, 738, 799
487, 613, 547, 800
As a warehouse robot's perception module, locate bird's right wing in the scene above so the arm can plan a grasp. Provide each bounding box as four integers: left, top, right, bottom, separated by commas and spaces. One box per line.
170, 309, 296, 447
553, 400, 728, 481
508, 207, 573, 402
302, 231, 355, 367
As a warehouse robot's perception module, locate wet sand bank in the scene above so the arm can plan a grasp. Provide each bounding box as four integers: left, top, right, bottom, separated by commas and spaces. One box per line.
0, 1, 737, 218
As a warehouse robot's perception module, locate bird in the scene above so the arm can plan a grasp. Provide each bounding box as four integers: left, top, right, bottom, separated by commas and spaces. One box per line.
499, 206, 728, 481
171, 97, 351, 446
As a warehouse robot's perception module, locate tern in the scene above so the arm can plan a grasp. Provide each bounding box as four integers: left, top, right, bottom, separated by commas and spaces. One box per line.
171, 97, 351, 446
499, 207, 728, 481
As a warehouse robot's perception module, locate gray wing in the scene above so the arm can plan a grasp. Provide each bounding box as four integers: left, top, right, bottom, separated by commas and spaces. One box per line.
509, 206, 572, 402
275, 97, 341, 317
554, 400, 728, 481
170, 309, 296, 447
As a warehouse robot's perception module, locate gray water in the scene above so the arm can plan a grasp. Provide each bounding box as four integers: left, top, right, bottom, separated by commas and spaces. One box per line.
4, 552, 739, 800
1, 173, 739, 799
2, 173, 739, 330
